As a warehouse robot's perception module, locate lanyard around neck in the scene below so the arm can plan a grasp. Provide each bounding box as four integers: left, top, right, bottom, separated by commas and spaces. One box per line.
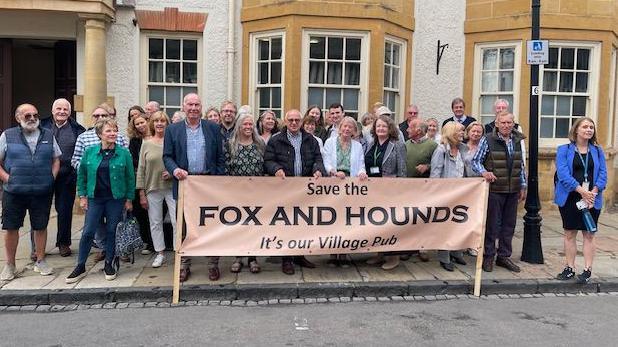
577, 145, 589, 182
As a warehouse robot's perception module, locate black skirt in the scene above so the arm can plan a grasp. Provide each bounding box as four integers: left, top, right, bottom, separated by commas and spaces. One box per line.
559, 191, 600, 231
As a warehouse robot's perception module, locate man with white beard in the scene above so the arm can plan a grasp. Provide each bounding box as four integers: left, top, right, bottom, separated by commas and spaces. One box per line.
0, 104, 62, 281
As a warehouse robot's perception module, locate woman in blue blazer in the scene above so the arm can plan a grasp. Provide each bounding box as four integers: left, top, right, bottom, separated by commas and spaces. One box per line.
554, 117, 607, 284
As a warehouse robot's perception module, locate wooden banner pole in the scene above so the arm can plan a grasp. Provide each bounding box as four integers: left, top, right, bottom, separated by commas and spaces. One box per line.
473, 181, 490, 297
172, 180, 186, 304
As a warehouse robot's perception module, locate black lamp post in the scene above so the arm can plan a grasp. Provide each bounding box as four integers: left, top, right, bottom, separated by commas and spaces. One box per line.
521, 0, 544, 264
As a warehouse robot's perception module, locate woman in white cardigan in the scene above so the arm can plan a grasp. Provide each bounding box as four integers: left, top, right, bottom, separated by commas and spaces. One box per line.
323, 116, 368, 267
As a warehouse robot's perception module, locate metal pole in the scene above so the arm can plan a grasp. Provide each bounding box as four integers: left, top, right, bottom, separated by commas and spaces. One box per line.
521, 0, 544, 264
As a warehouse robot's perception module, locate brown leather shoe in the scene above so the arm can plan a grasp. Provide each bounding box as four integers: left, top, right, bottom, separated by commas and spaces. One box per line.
59, 245, 72, 257
30, 252, 37, 262
282, 261, 295, 275
496, 257, 521, 273
293, 256, 316, 268
179, 268, 191, 282
208, 267, 220, 281
418, 252, 430, 262
94, 251, 106, 262
482, 257, 493, 272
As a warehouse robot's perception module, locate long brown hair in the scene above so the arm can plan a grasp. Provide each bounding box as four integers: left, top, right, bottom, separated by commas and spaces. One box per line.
568, 117, 598, 145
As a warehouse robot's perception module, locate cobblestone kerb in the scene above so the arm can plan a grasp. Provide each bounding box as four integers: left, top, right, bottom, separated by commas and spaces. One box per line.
1, 278, 616, 306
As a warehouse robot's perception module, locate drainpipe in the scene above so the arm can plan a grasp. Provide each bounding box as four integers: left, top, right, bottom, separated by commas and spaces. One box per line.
227, 0, 236, 100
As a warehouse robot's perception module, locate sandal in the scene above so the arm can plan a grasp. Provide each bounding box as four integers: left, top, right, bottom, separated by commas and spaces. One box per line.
249, 260, 261, 274
230, 261, 243, 273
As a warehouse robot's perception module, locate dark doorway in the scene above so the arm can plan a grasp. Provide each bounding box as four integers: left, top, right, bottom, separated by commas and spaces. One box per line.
54, 40, 77, 117
0, 39, 12, 133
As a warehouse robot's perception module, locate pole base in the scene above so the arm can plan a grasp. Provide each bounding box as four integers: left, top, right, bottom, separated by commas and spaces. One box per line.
521, 213, 544, 264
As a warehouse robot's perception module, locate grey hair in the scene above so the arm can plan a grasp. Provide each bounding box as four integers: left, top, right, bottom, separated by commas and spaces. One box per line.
228, 113, 265, 158
52, 98, 71, 113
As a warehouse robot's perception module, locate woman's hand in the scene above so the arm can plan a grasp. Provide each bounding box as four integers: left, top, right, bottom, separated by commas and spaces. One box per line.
577, 186, 595, 206
140, 194, 148, 210
358, 172, 368, 181
335, 171, 346, 179
162, 171, 171, 180
79, 197, 88, 211
125, 200, 133, 212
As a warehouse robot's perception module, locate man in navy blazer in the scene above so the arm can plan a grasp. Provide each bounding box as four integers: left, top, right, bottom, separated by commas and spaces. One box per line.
163, 93, 225, 282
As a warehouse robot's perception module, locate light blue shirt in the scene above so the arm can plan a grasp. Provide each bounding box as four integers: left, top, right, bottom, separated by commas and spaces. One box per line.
185, 121, 206, 174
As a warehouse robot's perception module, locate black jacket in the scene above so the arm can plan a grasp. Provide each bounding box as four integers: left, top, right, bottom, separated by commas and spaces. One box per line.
264, 130, 326, 177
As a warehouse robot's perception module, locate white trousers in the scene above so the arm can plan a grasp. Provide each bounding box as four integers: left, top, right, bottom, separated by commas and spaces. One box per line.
146, 189, 177, 252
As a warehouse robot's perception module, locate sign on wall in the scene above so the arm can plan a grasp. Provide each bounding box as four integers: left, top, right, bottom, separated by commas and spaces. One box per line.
527, 40, 549, 65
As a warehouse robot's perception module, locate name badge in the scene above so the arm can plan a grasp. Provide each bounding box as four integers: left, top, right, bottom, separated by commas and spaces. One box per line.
370, 166, 380, 174
581, 180, 590, 191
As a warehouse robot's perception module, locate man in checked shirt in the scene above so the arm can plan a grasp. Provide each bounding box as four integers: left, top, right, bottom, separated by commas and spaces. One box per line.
71, 103, 129, 261
472, 111, 526, 274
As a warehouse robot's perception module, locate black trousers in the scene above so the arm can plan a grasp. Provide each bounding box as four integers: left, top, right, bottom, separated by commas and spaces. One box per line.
484, 192, 519, 259
54, 172, 77, 246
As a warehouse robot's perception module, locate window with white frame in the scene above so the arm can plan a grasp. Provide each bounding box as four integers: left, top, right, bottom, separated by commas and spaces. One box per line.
252, 34, 284, 118
610, 48, 617, 147
384, 39, 404, 117
475, 44, 519, 125
146, 37, 199, 114
539, 43, 599, 142
304, 32, 367, 119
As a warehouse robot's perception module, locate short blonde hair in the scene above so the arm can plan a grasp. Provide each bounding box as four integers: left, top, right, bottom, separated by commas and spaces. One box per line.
94, 118, 118, 137
441, 121, 463, 146
149, 111, 170, 134
464, 121, 485, 141
340, 116, 358, 137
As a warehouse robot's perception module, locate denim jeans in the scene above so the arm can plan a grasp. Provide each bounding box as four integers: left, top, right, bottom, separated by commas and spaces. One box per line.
77, 198, 124, 266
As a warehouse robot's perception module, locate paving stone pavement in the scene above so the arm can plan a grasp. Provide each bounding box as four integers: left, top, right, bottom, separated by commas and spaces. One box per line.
1, 209, 617, 304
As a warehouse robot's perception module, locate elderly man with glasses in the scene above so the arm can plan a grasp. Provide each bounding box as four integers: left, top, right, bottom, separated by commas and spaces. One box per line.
0, 104, 62, 281
398, 104, 419, 141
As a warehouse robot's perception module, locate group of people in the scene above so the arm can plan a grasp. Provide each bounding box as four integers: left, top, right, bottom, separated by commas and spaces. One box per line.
0, 93, 607, 287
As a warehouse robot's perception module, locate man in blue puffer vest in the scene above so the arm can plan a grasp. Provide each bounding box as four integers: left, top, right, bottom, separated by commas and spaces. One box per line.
0, 104, 61, 281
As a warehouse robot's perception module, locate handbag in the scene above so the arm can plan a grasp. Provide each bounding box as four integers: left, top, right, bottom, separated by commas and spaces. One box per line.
114, 210, 144, 270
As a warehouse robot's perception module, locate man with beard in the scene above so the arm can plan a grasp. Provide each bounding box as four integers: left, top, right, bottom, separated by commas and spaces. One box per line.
219, 100, 237, 142
0, 104, 62, 281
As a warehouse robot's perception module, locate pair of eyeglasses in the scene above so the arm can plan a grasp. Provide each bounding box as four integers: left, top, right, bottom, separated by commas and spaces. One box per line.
23, 113, 39, 119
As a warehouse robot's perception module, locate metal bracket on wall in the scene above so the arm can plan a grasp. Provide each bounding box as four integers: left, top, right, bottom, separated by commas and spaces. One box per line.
436, 40, 449, 75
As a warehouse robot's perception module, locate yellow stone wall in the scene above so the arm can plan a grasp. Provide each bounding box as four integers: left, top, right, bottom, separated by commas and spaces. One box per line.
241, 0, 414, 118
464, 0, 618, 209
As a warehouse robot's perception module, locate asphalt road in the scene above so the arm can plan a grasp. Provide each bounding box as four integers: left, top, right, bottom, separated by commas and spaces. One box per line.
2, 295, 617, 346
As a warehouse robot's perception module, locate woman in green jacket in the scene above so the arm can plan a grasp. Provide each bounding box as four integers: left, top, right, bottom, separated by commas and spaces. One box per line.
66, 119, 135, 283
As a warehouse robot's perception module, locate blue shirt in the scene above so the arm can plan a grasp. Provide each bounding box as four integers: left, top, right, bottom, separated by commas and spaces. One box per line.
185, 121, 206, 174
471, 133, 527, 188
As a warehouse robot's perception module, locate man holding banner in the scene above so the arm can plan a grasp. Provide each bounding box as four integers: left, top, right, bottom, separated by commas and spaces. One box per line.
163, 93, 225, 282
264, 109, 326, 274
472, 112, 526, 273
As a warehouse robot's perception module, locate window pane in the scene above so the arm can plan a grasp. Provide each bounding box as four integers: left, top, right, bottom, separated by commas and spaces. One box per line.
384, 44, 391, 65
308, 87, 324, 107
482, 72, 498, 92
183, 40, 197, 60
560, 48, 575, 69
166, 107, 180, 115
575, 72, 588, 92
149, 62, 163, 82
481, 96, 495, 114
327, 62, 342, 84
500, 48, 515, 69
328, 37, 343, 59
309, 62, 324, 84
556, 96, 571, 115
384, 66, 390, 88
392, 44, 400, 66
540, 117, 554, 138
166, 39, 180, 60
183, 62, 197, 83
271, 62, 282, 83
259, 87, 270, 108
259, 62, 268, 84
541, 95, 555, 115
555, 118, 569, 138
343, 89, 359, 111
345, 62, 360, 85
392, 67, 400, 89
346, 38, 361, 60
166, 87, 181, 107
482, 49, 498, 69
183, 86, 198, 96
259, 39, 269, 60
149, 86, 164, 104
481, 115, 494, 125
272, 38, 282, 60
543, 71, 557, 92
504, 95, 514, 109
310, 37, 325, 59
577, 49, 590, 70
326, 88, 341, 106
547, 47, 559, 69
559, 71, 574, 92
572, 96, 586, 116
166, 62, 180, 83
149, 39, 163, 59
499, 71, 513, 91
272, 87, 281, 108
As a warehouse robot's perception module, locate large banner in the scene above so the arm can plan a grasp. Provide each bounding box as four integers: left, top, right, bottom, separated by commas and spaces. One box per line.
178, 176, 489, 256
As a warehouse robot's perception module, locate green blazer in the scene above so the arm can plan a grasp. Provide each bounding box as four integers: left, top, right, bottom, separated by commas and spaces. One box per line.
77, 144, 135, 200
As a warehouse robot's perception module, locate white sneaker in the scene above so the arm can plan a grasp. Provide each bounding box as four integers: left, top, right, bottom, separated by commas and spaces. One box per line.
34, 260, 54, 276
0, 264, 17, 281
152, 253, 165, 268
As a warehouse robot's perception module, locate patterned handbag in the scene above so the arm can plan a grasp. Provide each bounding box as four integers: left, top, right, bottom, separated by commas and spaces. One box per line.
114, 210, 144, 270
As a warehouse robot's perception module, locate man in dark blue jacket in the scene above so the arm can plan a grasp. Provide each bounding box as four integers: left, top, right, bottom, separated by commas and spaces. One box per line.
163, 93, 225, 282
41, 98, 85, 257
0, 104, 61, 281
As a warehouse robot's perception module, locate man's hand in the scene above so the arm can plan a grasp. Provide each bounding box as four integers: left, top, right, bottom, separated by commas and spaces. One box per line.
519, 188, 527, 203
275, 169, 286, 178
79, 197, 88, 211
335, 171, 346, 179
358, 172, 368, 181
173, 168, 188, 180
1, 173, 9, 184
482, 171, 497, 183
416, 164, 429, 174
313, 170, 322, 179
